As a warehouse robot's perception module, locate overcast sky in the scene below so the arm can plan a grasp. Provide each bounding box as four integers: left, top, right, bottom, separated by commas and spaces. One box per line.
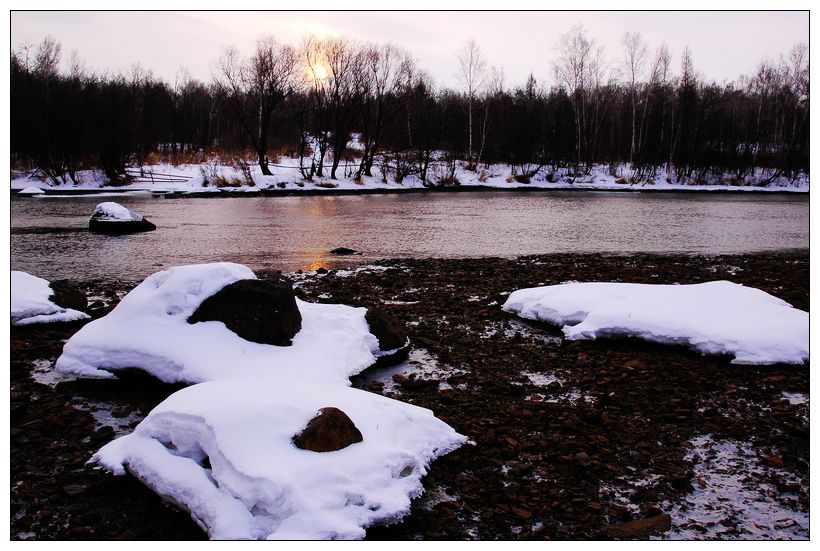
10, 11, 809, 88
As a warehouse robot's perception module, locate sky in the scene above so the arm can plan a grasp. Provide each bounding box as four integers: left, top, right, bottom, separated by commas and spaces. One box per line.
9, 10, 809, 89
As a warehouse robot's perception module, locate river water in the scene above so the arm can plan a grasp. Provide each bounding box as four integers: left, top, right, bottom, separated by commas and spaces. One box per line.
10, 191, 809, 282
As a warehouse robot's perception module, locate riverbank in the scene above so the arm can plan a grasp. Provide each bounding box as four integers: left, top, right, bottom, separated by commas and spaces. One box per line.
11, 160, 809, 196
10, 252, 809, 540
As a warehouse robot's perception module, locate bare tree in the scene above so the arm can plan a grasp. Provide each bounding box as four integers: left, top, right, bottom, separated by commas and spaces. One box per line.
622, 32, 647, 169
553, 24, 594, 171
355, 42, 414, 179
457, 39, 487, 168
214, 36, 298, 175
476, 66, 504, 168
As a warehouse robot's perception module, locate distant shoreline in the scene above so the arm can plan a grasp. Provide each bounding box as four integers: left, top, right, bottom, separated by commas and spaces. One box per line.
11, 184, 809, 199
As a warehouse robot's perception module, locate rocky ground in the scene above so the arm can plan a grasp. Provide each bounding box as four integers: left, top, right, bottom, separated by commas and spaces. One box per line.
10, 252, 810, 540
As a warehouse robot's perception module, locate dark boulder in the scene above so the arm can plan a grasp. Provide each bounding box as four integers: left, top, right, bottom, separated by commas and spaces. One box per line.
50, 280, 88, 312
293, 407, 363, 452
330, 247, 360, 256
187, 278, 301, 346
89, 202, 156, 235
89, 218, 156, 235
366, 307, 408, 351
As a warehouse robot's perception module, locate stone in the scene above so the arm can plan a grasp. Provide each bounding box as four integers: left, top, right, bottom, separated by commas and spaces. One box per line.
606, 513, 672, 539
89, 202, 156, 234
330, 247, 360, 255
292, 407, 363, 452
188, 278, 301, 346
365, 307, 408, 351
575, 451, 592, 467
50, 280, 88, 313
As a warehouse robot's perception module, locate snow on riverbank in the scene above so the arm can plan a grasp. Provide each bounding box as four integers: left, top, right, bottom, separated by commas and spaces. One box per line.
11, 271, 89, 326
93, 377, 465, 540
11, 158, 809, 194
503, 281, 809, 365
55, 263, 379, 384
57, 262, 466, 539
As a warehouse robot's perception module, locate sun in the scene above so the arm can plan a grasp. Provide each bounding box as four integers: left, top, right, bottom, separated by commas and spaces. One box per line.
313, 63, 329, 81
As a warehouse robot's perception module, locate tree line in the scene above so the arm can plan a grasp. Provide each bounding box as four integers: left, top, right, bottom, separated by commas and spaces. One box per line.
10, 27, 809, 187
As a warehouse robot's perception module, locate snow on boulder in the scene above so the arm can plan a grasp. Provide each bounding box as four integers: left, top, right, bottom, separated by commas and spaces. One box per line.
188, 278, 302, 346
91, 377, 467, 540
11, 271, 90, 326
89, 202, 156, 234
55, 263, 381, 384
18, 186, 45, 195
503, 280, 808, 365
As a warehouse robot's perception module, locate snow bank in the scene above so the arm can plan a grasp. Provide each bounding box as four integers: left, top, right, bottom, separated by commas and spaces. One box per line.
91, 201, 144, 221
503, 281, 808, 364
10, 160, 809, 194
56, 263, 379, 384
93, 377, 466, 540
18, 186, 45, 195
58, 262, 465, 539
11, 271, 89, 326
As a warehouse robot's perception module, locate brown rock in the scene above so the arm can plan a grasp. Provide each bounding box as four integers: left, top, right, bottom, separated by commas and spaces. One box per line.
606, 513, 672, 539
366, 307, 408, 351
50, 280, 88, 313
293, 407, 363, 452
188, 278, 301, 346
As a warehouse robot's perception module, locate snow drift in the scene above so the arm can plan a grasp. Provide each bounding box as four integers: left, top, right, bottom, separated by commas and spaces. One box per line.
55, 263, 379, 384
57, 262, 465, 539
93, 377, 466, 540
11, 271, 89, 326
503, 280, 808, 364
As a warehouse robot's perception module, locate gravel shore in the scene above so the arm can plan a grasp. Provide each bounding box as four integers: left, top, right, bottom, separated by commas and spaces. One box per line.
10, 252, 809, 540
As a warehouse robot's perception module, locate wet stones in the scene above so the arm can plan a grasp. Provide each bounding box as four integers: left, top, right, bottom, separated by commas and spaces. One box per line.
187, 278, 301, 346
292, 407, 363, 452
606, 513, 672, 539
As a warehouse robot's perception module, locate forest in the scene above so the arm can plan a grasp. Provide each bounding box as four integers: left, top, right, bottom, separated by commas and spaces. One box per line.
10, 26, 809, 187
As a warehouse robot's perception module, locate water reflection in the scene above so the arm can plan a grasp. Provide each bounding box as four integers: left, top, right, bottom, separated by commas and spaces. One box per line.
10, 191, 809, 282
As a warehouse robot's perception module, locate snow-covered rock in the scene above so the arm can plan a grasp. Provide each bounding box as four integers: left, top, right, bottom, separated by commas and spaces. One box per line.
55, 263, 380, 384
503, 280, 808, 365
18, 186, 45, 195
89, 202, 156, 234
11, 271, 89, 326
92, 377, 466, 540
60, 261, 465, 539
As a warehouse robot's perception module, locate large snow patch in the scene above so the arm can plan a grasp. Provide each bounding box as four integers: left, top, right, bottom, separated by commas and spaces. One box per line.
55, 262, 379, 383
11, 271, 89, 326
503, 280, 808, 364
93, 377, 466, 539
57, 262, 465, 539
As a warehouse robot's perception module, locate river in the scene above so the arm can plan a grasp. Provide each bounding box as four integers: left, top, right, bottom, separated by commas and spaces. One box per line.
10, 191, 809, 282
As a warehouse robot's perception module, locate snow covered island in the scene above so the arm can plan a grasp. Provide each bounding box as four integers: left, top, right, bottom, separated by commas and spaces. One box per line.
503, 280, 808, 365
89, 202, 156, 234
11, 271, 89, 326
56, 262, 465, 539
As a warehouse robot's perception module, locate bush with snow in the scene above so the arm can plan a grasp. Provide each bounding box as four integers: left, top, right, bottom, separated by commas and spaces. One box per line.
503, 280, 808, 365
11, 271, 89, 326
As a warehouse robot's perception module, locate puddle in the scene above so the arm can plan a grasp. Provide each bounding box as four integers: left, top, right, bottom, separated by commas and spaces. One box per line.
71, 399, 143, 436
599, 472, 664, 516
481, 319, 562, 345
781, 392, 808, 406
30, 359, 77, 387
659, 435, 808, 540
355, 348, 465, 394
